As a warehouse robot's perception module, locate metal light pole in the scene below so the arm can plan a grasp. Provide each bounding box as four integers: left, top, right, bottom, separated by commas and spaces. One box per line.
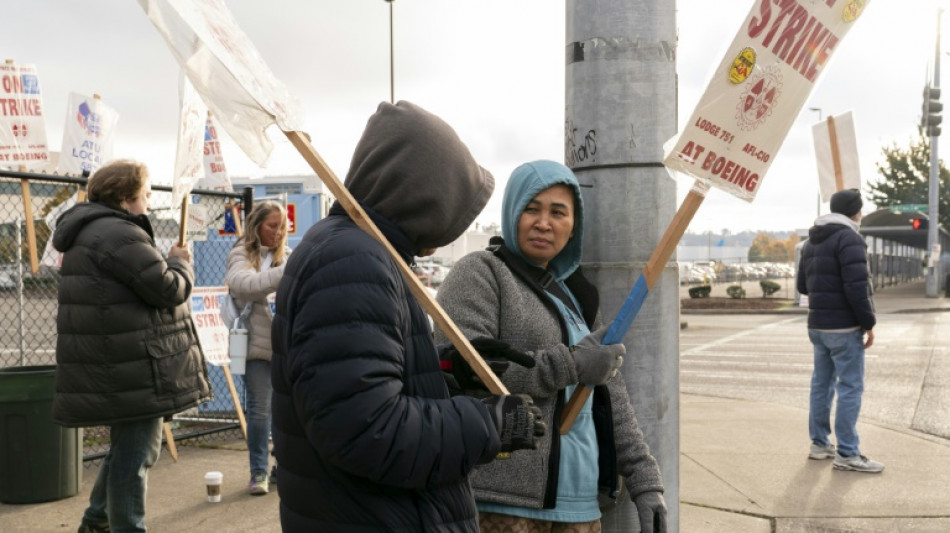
809, 107, 823, 218
567, 1, 678, 530
927, 9, 942, 298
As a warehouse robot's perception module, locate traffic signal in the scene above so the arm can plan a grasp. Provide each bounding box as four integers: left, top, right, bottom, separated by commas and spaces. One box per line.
922, 85, 942, 137
912, 217, 929, 230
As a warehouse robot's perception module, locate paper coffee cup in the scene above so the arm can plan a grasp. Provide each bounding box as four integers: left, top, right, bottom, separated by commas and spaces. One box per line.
204, 471, 223, 503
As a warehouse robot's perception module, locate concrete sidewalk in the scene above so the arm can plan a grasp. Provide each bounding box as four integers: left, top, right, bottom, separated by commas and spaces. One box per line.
681, 279, 950, 532
681, 395, 950, 532
7, 393, 948, 533
3, 280, 948, 532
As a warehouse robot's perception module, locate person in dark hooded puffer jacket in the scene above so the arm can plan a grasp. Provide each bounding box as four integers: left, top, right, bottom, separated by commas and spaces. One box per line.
53, 159, 211, 533
797, 188, 881, 473
270, 101, 546, 533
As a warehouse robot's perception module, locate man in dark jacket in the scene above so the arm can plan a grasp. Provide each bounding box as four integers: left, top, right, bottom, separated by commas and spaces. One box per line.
54, 159, 211, 532
271, 101, 545, 532
797, 188, 881, 473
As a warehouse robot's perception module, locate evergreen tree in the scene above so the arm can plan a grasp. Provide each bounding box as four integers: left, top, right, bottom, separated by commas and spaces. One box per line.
868, 134, 950, 229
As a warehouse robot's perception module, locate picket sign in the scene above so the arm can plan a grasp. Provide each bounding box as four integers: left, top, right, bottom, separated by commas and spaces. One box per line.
813, 111, 861, 200
141, 0, 507, 396
190, 286, 248, 440
4, 60, 40, 274
560, 0, 871, 433
0, 59, 51, 169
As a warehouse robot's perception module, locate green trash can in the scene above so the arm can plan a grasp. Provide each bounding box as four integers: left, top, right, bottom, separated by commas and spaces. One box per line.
0, 365, 82, 503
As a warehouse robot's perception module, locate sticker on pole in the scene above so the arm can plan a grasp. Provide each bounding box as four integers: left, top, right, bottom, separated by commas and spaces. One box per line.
664, 0, 870, 202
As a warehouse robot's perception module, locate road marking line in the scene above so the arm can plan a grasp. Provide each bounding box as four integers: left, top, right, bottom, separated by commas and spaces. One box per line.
682, 316, 804, 356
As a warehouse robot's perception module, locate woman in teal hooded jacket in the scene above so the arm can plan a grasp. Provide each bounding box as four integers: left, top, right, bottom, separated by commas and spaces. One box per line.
436, 160, 667, 533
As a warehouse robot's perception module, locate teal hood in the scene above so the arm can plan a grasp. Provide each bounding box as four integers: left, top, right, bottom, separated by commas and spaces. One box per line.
501, 160, 584, 281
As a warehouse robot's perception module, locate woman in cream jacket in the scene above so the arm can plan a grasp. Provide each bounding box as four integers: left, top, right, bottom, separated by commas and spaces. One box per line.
226, 200, 290, 495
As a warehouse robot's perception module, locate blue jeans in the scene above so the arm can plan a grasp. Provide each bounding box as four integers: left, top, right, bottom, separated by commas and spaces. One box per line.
82, 417, 163, 533
245, 359, 273, 476
808, 329, 865, 457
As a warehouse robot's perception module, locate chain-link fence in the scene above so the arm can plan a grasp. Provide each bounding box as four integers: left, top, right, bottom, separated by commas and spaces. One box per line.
0, 170, 253, 465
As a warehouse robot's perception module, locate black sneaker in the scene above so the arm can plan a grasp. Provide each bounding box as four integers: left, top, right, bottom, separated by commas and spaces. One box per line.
270, 464, 278, 484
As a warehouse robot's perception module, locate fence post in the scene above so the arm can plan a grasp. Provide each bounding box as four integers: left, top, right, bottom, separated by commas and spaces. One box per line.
242, 187, 254, 218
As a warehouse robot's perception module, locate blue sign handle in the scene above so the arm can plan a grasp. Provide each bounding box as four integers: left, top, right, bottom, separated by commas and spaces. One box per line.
603, 274, 649, 345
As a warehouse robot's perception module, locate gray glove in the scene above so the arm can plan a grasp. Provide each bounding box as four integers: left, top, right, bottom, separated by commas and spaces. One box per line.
572, 326, 624, 385
633, 491, 667, 533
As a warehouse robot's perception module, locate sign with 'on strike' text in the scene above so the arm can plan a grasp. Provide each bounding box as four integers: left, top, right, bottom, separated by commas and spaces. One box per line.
664, 0, 870, 202
0, 62, 49, 169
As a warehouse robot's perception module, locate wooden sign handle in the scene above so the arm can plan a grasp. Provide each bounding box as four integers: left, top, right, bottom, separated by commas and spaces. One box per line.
222, 365, 248, 441
559, 181, 709, 434
283, 130, 508, 395
162, 423, 179, 461
826, 115, 845, 192
177, 195, 189, 247
19, 174, 39, 274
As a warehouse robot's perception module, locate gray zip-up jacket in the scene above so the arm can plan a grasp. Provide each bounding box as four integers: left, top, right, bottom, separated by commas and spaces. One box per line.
435, 245, 664, 509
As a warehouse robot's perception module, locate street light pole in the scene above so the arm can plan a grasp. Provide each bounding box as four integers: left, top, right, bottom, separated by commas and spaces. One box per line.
809, 107, 823, 218
926, 8, 942, 298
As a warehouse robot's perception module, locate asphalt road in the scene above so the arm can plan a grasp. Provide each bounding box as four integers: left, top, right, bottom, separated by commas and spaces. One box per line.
680, 310, 950, 441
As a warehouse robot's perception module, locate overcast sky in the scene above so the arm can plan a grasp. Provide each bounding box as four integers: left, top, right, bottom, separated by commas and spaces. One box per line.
2, 1, 941, 234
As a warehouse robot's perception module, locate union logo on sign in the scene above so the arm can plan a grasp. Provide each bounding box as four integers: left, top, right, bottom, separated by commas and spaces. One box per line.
76, 101, 102, 137
21, 74, 40, 94
735, 65, 783, 132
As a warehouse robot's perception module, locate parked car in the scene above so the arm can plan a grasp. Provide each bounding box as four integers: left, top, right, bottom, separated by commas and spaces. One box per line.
416, 262, 449, 286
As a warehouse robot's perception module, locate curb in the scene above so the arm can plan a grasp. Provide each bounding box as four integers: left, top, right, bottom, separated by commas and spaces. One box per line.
681, 308, 807, 315
891, 307, 950, 314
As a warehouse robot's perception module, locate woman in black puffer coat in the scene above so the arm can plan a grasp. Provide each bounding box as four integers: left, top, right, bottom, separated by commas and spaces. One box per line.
53, 159, 210, 533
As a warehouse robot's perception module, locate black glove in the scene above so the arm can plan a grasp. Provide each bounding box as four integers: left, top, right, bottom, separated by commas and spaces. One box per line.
440, 338, 535, 395
481, 394, 546, 453
633, 491, 668, 533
